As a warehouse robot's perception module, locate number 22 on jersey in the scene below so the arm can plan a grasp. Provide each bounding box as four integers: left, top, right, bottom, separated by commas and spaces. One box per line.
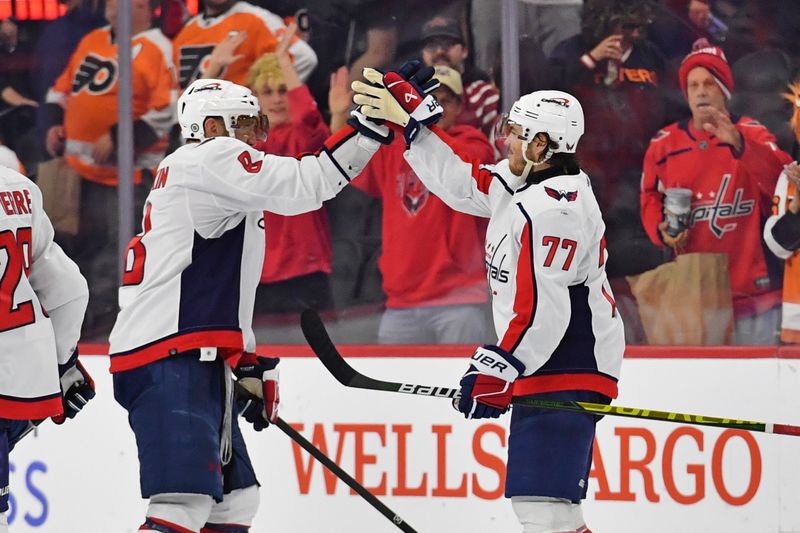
0, 227, 34, 332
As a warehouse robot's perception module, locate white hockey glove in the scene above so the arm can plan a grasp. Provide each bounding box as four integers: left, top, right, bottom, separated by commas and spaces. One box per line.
53, 348, 96, 424
352, 68, 411, 127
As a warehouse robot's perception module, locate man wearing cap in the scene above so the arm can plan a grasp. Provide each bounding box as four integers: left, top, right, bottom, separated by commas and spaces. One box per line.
352, 65, 495, 344
640, 43, 791, 344
420, 16, 499, 137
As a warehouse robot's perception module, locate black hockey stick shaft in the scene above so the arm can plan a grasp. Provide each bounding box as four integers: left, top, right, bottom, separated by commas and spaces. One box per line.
274, 418, 417, 532
234, 385, 417, 532
300, 309, 800, 437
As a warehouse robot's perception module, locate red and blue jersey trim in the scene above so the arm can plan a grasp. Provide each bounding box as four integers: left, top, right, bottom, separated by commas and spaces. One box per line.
109, 328, 244, 372
513, 371, 619, 399
499, 206, 537, 352
0, 392, 63, 420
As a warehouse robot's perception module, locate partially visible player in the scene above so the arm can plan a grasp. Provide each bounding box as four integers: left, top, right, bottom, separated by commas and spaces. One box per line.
0, 165, 94, 532
109, 78, 388, 533
0, 144, 24, 173
354, 63, 624, 533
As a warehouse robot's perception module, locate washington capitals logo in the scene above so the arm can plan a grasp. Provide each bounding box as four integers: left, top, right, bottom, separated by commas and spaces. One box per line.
545, 186, 578, 202
398, 170, 429, 216
194, 81, 223, 93
541, 97, 570, 108
689, 174, 754, 238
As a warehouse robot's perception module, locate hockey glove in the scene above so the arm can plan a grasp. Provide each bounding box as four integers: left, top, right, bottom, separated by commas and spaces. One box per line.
347, 109, 394, 145
352, 68, 410, 127
383, 60, 443, 146
456, 345, 525, 419
53, 348, 96, 424
234, 355, 280, 431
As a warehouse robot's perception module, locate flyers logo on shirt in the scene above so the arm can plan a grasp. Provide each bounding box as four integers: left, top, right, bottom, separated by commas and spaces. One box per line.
397, 170, 429, 216
178, 44, 218, 89
71, 54, 117, 95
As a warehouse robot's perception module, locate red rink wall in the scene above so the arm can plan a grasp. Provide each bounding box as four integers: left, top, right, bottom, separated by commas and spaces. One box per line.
6, 345, 800, 532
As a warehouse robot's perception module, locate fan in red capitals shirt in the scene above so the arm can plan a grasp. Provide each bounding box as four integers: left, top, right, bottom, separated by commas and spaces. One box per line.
640, 44, 791, 343
247, 46, 333, 313
353, 66, 495, 344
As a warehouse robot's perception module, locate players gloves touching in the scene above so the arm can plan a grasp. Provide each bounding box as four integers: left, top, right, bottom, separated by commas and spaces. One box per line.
235, 355, 280, 431
456, 345, 526, 419
351, 60, 443, 147
53, 348, 96, 424
347, 109, 395, 145
353, 68, 411, 127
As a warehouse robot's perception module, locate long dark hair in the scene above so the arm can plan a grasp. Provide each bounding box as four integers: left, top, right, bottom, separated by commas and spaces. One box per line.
546, 138, 581, 175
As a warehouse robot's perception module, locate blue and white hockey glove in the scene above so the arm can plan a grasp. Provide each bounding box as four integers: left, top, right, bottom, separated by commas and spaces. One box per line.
53, 348, 96, 424
347, 109, 395, 145
456, 345, 525, 419
235, 355, 280, 431
383, 61, 443, 147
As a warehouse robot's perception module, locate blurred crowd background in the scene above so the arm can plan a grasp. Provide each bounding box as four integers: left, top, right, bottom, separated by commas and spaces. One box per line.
2, 0, 799, 346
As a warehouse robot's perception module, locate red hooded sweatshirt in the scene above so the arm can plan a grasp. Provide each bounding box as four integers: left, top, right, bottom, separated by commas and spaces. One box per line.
354, 124, 495, 308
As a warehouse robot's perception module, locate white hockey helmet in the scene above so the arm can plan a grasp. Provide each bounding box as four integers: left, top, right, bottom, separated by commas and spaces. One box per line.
177, 78, 268, 142
504, 90, 584, 153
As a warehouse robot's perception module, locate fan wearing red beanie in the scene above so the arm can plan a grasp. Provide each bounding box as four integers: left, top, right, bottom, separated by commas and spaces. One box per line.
640, 41, 792, 344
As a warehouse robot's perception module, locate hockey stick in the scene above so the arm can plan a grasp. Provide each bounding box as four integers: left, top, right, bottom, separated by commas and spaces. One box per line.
300, 309, 800, 437
234, 385, 418, 532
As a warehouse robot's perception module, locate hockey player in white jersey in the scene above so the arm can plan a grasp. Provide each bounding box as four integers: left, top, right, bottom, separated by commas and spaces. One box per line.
108, 78, 389, 533
0, 166, 93, 532
353, 63, 625, 533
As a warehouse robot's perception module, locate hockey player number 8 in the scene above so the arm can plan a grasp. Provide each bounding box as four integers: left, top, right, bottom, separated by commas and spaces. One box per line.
122, 204, 152, 286
0, 227, 35, 332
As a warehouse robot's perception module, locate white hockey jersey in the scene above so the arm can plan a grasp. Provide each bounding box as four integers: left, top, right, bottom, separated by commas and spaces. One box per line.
108, 126, 379, 372
0, 168, 88, 419
405, 126, 625, 398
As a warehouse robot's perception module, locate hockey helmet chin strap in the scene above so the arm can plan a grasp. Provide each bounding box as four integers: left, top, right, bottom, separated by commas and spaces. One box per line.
520, 135, 553, 180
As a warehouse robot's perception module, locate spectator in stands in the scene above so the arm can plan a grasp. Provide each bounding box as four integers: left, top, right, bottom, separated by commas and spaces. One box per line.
32, 0, 106, 151
641, 45, 791, 344
765, 162, 800, 344
173, 0, 317, 90
43, 0, 176, 332
549, 0, 667, 276
420, 16, 499, 137
245, 25, 334, 314
0, 15, 39, 168
0, 17, 37, 110
648, 0, 727, 61
351, 65, 494, 343
763, 84, 800, 344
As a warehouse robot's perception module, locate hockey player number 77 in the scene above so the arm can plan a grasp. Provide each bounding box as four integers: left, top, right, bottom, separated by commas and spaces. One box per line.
0, 227, 35, 332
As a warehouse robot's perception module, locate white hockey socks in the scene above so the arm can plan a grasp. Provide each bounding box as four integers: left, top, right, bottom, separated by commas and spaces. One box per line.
140, 492, 214, 533
511, 497, 589, 533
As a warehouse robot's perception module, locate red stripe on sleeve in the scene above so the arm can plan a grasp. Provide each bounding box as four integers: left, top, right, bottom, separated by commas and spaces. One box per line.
429, 125, 495, 194
323, 124, 357, 152
499, 222, 536, 352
